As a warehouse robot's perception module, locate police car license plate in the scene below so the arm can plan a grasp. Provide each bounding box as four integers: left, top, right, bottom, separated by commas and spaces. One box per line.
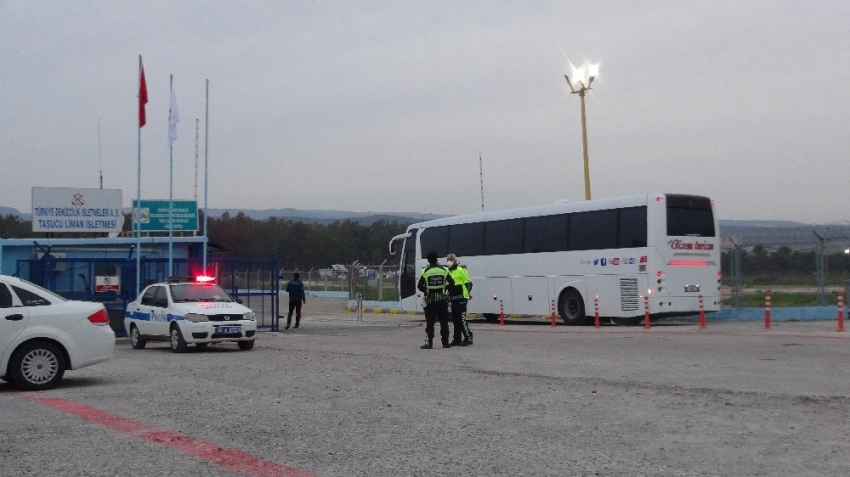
216, 326, 241, 334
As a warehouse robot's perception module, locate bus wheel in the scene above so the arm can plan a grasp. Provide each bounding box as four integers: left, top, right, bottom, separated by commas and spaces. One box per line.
559, 289, 588, 326
611, 316, 642, 326
482, 313, 499, 323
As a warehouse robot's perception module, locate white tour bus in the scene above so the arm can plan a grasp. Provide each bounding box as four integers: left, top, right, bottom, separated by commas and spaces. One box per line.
388, 193, 720, 325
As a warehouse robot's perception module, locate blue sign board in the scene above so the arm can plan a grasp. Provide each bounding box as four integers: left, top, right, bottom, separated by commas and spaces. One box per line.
133, 200, 198, 232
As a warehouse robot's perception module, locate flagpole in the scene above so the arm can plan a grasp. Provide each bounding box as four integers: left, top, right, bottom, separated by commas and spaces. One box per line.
136, 55, 144, 296
203, 79, 209, 274
168, 74, 174, 277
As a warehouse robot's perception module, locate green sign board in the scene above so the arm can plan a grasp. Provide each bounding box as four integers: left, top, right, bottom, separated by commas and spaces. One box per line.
132, 200, 198, 232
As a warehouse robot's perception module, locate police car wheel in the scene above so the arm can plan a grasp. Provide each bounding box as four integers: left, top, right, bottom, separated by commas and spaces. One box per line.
237, 340, 255, 351
169, 325, 188, 353
10, 341, 66, 391
129, 325, 146, 350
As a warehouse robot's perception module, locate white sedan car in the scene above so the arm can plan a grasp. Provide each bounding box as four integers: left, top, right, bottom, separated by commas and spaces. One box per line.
0, 275, 115, 391
124, 278, 257, 352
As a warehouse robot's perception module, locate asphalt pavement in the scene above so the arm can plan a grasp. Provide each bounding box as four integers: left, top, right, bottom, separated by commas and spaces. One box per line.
2, 298, 849, 476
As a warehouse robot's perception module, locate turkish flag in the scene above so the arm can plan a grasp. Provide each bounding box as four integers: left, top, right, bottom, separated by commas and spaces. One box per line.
139, 58, 148, 128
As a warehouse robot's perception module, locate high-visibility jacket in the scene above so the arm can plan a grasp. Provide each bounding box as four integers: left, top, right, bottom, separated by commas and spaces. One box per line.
418, 265, 453, 304
448, 265, 471, 300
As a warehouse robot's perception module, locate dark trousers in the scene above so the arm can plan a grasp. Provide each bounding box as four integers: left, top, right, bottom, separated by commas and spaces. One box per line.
287, 299, 302, 326
424, 301, 450, 345
451, 299, 473, 342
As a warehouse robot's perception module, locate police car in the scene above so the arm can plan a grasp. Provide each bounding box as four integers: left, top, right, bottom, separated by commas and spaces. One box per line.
124, 277, 257, 352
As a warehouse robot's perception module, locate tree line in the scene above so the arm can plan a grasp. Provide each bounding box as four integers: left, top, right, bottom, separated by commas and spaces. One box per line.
4, 212, 850, 278
0, 212, 411, 269
722, 245, 850, 283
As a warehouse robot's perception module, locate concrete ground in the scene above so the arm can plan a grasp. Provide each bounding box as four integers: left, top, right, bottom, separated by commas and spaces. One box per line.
2, 297, 849, 476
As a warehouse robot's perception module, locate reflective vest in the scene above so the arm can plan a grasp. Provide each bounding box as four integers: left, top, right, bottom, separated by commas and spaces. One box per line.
448, 266, 471, 299
421, 265, 449, 303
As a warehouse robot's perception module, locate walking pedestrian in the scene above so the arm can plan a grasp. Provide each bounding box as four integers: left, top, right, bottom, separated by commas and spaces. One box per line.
284, 272, 306, 329
417, 251, 455, 349
446, 253, 473, 346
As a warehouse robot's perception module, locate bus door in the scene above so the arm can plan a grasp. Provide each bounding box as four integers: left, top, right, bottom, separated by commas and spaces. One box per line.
399, 229, 418, 302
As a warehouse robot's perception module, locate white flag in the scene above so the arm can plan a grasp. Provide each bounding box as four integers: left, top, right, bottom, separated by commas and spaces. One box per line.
168, 84, 180, 146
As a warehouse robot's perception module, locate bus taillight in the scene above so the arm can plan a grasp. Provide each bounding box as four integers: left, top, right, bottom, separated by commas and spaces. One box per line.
668, 260, 711, 266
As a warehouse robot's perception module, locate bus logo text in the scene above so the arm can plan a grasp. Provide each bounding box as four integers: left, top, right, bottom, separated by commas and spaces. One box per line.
668, 240, 714, 251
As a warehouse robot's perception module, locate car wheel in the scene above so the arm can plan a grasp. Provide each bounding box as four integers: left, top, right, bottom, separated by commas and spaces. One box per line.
130, 324, 147, 350
237, 340, 255, 351
559, 289, 589, 326
195, 343, 208, 349
10, 341, 66, 391
169, 325, 188, 353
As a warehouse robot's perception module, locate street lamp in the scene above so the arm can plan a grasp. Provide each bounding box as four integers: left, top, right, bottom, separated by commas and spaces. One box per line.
564, 62, 599, 200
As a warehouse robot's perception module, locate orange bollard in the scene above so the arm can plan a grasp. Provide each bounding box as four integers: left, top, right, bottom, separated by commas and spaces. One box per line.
550, 299, 557, 327
698, 294, 706, 329
838, 292, 845, 332
643, 295, 651, 329
764, 291, 771, 330
499, 300, 505, 326
594, 295, 600, 329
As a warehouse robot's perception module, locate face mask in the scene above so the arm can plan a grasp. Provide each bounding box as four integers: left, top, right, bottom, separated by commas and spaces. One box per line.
447, 260, 456, 267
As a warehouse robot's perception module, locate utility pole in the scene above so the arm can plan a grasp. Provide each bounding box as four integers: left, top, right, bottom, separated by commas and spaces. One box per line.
479, 153, 484, 212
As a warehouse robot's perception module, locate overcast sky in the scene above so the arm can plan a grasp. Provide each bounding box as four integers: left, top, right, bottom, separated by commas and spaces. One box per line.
2, 1, 849, 224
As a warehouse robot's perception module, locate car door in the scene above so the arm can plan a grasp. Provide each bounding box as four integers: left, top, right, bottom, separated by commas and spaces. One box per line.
0, 283, 29, 360
132, 285, 164, 336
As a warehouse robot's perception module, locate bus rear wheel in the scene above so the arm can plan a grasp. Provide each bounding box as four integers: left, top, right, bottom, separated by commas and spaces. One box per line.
611, 316, 643, 326
559, 289, 589, 326
482, 313, 499, 323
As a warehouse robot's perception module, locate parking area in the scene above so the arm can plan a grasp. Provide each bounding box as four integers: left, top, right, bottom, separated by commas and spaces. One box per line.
2, 299, 850, 476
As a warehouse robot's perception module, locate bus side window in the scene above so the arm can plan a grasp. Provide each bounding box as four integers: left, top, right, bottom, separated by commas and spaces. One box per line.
619, 206, 647, 248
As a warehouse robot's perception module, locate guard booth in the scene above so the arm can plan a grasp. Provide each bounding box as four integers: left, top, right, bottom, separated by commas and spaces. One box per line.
0, 237, 280, 337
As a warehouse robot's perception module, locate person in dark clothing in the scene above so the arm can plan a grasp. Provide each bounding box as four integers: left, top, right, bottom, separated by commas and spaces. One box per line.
446, 253, 473, 346
284, 272, 306, 329
417, 251, 455, 349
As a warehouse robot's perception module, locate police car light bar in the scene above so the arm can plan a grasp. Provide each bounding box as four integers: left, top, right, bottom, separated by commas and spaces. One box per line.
195, 275, 216, 283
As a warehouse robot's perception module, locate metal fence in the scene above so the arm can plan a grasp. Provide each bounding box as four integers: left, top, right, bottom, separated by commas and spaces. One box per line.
18, 256, 280, 335
279, 262, 399, 301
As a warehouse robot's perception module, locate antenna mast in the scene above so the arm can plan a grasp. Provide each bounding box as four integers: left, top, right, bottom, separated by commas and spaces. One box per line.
98, 118, 103, 188
479, 153, 484, 212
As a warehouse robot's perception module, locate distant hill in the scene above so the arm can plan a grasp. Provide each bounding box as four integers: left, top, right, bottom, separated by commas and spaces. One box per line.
1, 206, 442, 226
202, 208, 444, 225
4, 204, 849, 250
0, 206, 23, 218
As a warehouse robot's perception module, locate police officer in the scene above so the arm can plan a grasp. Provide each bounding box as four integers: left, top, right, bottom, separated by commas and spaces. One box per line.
417, 251, 455, 349
446, 253, 473, 346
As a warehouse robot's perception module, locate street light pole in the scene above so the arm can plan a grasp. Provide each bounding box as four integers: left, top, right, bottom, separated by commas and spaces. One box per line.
578, 88, 591, 200
565, 63, 598, 200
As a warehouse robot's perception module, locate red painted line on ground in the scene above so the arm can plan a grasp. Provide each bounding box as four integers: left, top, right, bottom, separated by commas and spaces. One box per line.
21, 395, 316, 477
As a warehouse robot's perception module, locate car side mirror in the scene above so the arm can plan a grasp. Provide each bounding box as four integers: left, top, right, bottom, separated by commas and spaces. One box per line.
236, 298, 243, 304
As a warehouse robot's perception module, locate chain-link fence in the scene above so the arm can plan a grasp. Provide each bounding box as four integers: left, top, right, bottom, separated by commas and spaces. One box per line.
721, 229, 850, 308
279, 263, 399, 301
